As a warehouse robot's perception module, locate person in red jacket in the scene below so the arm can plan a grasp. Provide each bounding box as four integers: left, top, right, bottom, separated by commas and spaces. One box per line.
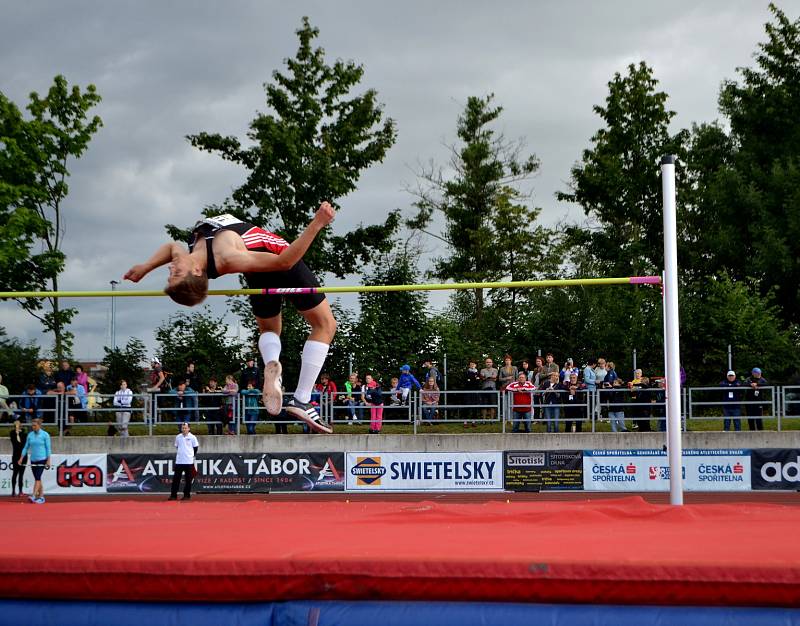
506, 372, 536, 433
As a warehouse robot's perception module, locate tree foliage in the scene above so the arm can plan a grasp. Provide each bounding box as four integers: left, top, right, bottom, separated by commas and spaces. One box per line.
183, 17, 399, 277
0, 75, 102, 358
154, 307, 246, 388
409, 94, 544, 320
99, 338, 148, 395
0, 328, 40, 394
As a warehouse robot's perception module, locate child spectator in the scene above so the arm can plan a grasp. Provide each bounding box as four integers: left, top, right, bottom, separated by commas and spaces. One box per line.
241, 381, 261, 434
540, 371, 562, 433
363, 373, 384, 434
16, 385, 41, 423
202, 377, 223, 435
343, 372, 361, 423
388, 376, 401, 406
607, 378, 628, 433
397, 365, 421, 404
420, 377, 440, 425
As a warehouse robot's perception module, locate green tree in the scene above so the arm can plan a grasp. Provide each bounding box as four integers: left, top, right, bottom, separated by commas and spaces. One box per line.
691, 4, 800, 324
0, 75, 102, 358
183, 17, 399, 276
0, 328, 40, 394
352, 244, 434, 381
681, 274, 797, 383
558, 61, 686, 276
409, 94, 542, 321
154, 307, 246, 387
99, 338, 147, 395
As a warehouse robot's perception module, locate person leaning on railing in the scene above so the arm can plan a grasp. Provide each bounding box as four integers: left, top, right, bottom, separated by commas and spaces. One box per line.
744, 367, 768, 431
540, 372, 562, 433
420, 377, 440, 427
113, 380, 133, 437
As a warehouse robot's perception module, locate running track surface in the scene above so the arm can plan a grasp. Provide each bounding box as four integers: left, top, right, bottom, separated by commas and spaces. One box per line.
1, 493, 799, 607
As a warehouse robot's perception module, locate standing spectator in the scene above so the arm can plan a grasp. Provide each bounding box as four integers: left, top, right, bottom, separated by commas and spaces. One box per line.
169, 422, 198, 501
308, 373, 337, 433
222, 375, 239, 435
202, 377, 223, 435
745, 367, 768, 431
65, 377, 87, 434
607, 378, 629, 433
562, 373, 587, 433
183, 362, 201, 422
479, 357, 499, 422
239, 358, 260, 390
147, 357, 167, 392
241, 381, 261, 434
560, 359, 579, 383
541, 372, 562, 433
74, 365, 89, 394
497, 355, 518, 391
595, 358, 608, 388
363, 373, 384, 434
720, 370, 743, 432
519, 359, 533, 382
54, 359, 74, 389
634, 376, 653, 432
397, 365, 422, 405
37, 361, 57, 425
652, 378, 667, 432
605, 361, 619, 386
19, 418, 51, 504
9, 419, 27, 497
343, 372, 360, 424
463, 361, 481, 424
16, 385, 41, 423
422, 359, 441, 387
113, 380, 133, 437
583, 358, 598, 391
532, 356, 547, 387
420, 376, 440, 426
544, 353, 559, 378
170, 381, 195, 425
506, 372, 535, 433
0, 374, 11, 421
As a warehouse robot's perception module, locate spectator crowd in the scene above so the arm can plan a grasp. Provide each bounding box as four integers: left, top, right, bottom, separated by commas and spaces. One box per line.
0, 353, 773, 435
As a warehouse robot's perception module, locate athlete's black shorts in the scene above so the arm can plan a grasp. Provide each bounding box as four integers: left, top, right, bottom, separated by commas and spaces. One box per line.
30, 460, 47, 480
245, 260, 326, 319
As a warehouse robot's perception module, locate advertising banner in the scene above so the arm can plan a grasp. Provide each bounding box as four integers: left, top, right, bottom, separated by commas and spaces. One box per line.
583, 449, 751, 492
107, 453, 345, 493
504, 450, 583, 491
751, 449, 800, 490
346, 451, 503, 491
0, 454, 107, 495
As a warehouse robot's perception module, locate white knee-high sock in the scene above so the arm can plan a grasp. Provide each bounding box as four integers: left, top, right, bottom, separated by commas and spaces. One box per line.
258, 332, 281, 364
294, 340, 329, 404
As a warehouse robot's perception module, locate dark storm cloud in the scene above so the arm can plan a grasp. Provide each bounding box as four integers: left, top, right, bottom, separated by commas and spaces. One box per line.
0, 1, 779, 358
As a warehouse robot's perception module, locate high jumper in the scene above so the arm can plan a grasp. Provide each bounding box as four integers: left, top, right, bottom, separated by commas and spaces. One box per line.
124, 203, 337, 434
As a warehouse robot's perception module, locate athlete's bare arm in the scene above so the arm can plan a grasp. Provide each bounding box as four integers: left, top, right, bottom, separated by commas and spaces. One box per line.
124, 242, 187, 282
215, 202, 335, 275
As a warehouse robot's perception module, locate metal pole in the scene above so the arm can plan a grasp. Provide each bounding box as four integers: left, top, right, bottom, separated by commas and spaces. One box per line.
348, 354, 353, 376
443, 352, 448, 391
661, 155, 684, 506
632, 349, 637, 377
110, 280, 119, 350
727, 344, 732, 372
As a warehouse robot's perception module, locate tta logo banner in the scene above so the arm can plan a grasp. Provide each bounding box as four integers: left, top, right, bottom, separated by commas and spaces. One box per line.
57, 460, 103, 488
351, 457, 386, 486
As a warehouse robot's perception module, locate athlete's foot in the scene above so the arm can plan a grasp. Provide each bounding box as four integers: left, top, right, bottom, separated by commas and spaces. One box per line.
286, 398, 333, 434
262, 360, 283, 416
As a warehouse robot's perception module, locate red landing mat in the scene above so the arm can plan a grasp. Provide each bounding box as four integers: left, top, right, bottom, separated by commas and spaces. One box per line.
1, 496, 799, 607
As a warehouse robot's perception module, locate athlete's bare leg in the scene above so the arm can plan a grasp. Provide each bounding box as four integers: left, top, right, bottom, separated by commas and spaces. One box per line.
256, 315, 284, 415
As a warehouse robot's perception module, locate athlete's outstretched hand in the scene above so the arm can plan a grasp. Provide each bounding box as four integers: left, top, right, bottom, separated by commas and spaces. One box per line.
124, 264, 149, 283
313, 201, 336, 228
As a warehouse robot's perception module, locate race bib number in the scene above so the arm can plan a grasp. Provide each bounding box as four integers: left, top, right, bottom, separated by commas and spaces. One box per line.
203, 214, 242, 228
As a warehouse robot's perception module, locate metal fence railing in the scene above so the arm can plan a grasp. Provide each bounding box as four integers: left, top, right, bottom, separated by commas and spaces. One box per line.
2, 384, 799, 435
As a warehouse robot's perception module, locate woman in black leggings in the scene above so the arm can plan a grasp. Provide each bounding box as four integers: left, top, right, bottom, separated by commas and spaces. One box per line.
9, 419, 27, 497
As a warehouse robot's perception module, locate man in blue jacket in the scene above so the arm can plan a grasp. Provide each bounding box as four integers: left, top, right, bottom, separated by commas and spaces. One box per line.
720, 370, 743, 432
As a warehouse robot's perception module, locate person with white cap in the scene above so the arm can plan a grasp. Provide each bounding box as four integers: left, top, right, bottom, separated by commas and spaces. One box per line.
744, 368, 768, 431
719, 370, 743, 432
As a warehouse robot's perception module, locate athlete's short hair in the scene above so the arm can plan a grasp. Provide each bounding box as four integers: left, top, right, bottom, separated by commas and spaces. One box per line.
165, 271, 209, 307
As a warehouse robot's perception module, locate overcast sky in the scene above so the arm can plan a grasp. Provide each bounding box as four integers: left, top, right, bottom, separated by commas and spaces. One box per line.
0, 1, 784, 362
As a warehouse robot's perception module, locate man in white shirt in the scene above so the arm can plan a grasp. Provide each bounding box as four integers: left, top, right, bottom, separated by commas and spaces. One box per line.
169, 422, 199, 501
113, 380, 133, 437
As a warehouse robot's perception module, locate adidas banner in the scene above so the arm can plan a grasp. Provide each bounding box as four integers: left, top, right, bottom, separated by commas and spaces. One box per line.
345, 451, 503, 491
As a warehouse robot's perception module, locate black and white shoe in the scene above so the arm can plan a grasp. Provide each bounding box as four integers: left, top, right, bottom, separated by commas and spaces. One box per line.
262, 360, 283, 416
286, 398, 333, 434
